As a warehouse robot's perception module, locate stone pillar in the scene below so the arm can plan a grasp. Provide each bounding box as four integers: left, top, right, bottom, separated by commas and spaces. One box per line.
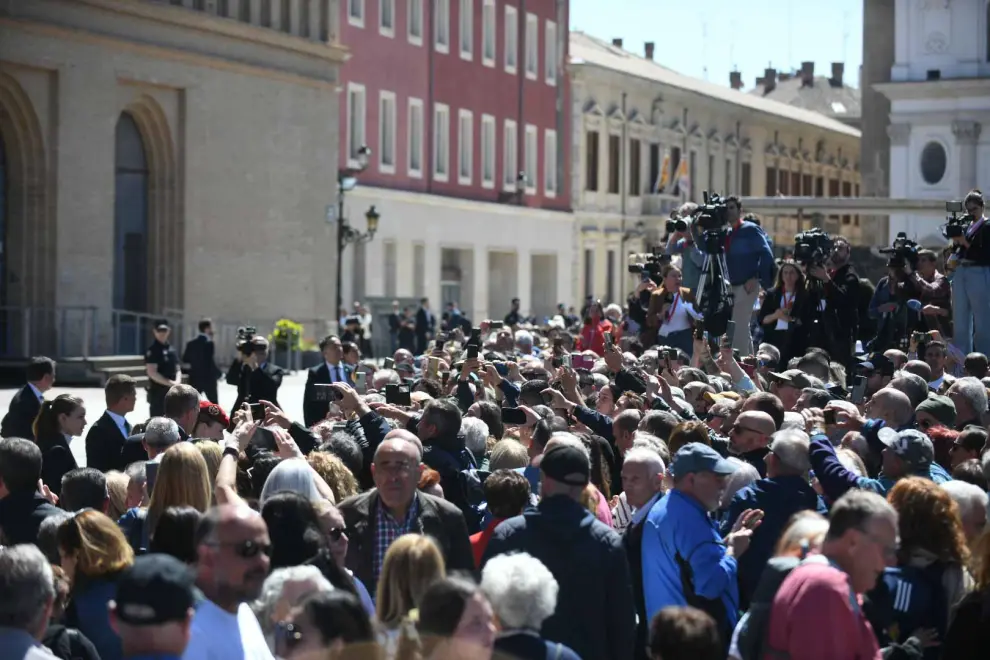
424, 241, 441, 314
395, 242, 414, 298
517, 250, 531, 316
953, 120, 981, 193
887, 123, 912, 238
364, 237, 385, 298
472, 246, 488, 321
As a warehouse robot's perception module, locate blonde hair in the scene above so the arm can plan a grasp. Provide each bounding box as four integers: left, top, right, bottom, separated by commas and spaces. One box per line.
104, 470, 130, 521
148, 443, 212, 532
307, 451, 359, 501
57, 510, 134, 580
193, 440, 222, 488
774, 511, 829, 557
376, 534, 446, 628
580, 484, 600, 516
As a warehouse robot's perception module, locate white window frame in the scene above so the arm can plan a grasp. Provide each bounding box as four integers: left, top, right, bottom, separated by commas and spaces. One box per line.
545, 20, 557, 85
407, 97, 424, 178
378, 91, 397, 174
503, 118, 518, 191
544, 128, 557, 197
481, 0, 495, 67
459, 0, 473, 60
435, 0, 450, 53
408, 0, 423, 45
348, 0, 365, 27
481, 113, 496, 189
504, 4, 518, 74
524, 123, 538, 194
433, 103, 450, 182
346, 82, 367, 168
524, 12, 538, 80
379, 0, 395, 36
457, 109, 473, 185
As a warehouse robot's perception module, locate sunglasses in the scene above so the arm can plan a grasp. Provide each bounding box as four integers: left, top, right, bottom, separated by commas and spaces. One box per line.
275, 621, 305, 656
326, 527, 346, 541
210, 540, 272, 559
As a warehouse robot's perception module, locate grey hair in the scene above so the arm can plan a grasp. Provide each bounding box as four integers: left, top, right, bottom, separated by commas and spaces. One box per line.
780, 412, 806, 431
631, 432, 670, 465
363, 393, 386, 405
144, 416, 181, 449
951, 377, 989, 415
37, 510, 74, 565
941, 480, 990, 522
251, 565, 333, 639
591, 373, 610, 390
826, 489, 898, 540
124, 460, 147, 487
372, 369, 402, 390
460, 417, 490, 459
481, 552, 558, 630
514, 329, 533, 348
720, 458, 760, 509
546, 433, 590, 461
259, 458, 322, 506
621, 447, 665, 477
0, 544, 55, 632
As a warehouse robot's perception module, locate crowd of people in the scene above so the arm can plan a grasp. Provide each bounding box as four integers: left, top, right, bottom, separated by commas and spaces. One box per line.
1, 190, 989, 660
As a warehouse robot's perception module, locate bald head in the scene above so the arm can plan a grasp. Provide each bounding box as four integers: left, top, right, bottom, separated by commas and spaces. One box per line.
378, 431, 423, 462
736, 411, 776, 436
902, 360, 932, 383
871, 388, 914, 427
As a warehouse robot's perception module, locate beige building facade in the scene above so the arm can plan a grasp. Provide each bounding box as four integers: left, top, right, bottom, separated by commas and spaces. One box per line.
0, 0, 345, 357
569, 33, 863, 305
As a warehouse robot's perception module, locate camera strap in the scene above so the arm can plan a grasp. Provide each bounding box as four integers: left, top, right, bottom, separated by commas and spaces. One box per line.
664, 293, 680, 323
966, 216, 985, 239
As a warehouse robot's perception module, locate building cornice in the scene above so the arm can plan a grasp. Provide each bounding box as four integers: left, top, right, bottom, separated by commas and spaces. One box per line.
348, 186, 575, 222
873, 78, 990, 101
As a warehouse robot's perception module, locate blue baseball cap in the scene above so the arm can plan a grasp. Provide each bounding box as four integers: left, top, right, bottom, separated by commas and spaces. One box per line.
670, 442, 738, 478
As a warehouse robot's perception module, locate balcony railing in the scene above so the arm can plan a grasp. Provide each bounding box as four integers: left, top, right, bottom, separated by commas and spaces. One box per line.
156, 0, 339, 45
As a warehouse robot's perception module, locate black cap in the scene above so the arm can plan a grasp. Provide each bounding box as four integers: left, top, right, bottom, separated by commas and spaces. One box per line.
154, 320, 170, 332
114, 554, 195, 625
539, 444, 590, 487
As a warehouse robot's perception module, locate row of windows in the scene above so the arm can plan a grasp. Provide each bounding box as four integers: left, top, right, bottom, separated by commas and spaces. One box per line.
347, 84, 558, 195
348, 0, 559, 84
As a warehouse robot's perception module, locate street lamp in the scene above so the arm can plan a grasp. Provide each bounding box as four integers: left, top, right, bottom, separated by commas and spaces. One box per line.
336, 145, 379, 320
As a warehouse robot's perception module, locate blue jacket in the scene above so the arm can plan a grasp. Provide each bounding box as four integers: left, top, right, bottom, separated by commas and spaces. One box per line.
667, 235, 705, 291
725, 221, 775, 289
66, 578, 122, 660
642, 490, 740, 641
720, 475, 827, 608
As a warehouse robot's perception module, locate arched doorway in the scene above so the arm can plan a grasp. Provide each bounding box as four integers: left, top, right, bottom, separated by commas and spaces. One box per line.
113, 112, 149, 313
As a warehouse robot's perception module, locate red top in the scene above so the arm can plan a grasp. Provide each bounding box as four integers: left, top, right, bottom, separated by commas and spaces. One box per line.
576, 319, 614, 357
470, 517, 505, 568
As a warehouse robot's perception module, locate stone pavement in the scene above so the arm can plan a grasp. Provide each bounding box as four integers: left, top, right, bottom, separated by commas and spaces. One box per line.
0, 371, 311, 467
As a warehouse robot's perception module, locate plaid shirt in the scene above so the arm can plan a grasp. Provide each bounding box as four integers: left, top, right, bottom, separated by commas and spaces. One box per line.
373, 493, 421, 581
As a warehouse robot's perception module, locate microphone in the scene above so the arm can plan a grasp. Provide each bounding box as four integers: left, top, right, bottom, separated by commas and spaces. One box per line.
907, 299, 923, 312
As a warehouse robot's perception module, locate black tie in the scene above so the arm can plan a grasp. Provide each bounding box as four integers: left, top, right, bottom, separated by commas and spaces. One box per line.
124, 421, 132, 435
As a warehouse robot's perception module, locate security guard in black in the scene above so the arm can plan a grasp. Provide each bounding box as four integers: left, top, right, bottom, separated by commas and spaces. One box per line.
145, 321, 181, 417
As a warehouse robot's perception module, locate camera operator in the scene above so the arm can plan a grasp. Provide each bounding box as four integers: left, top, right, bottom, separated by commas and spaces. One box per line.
665, 203, 704, 291
867, 260, 917, 354
646, 264, 701, 356
806, 235, 860, 370
226, 334, 284, 413
723, 196, 775, 354
951, 189, 990, 354
895, 248, 952, 338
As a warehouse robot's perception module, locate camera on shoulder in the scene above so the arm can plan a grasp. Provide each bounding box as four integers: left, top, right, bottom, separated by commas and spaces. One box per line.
235, 326, 257, 355
942, 200, 972, 239
793, 228, 833, 268
878, 232, 920, 270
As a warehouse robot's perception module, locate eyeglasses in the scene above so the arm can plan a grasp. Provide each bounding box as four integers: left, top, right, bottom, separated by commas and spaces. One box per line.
862, 530, 899, 562
729, 424, 760, 435
209, 540, 272, 559
326, 527, 346, 541
274, 621, 304, 656
705, 413, 725, 423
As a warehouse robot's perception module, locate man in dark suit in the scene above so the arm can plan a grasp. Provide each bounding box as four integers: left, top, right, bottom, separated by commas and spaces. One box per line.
303, 334, 349, 427
387, 300, 402, 354
0, 437, 61, 545
183, 318, 221, 403
338, 430, 474, 594
85, 374, 137, 473
415, 297, 435, 355
227, 336, 284, 414
1, 356, 56, 440
120, 385, 199, 466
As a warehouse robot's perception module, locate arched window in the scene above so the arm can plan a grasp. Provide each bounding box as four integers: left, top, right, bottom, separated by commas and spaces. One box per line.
113, 112, 149, 314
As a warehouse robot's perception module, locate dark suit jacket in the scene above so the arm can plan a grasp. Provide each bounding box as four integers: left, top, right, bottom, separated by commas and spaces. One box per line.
303, 363, 342, 427
757, 286, 811, 365
119, 426, 190, 467
415, 307, 435, 338
0, 490, 61, 545
85, 412, 130, 473
338, 489, 474, 592
182, 335, 220, 387
1, 385, 41, 439
229, 362, 284, 413
37, 432, 78, 496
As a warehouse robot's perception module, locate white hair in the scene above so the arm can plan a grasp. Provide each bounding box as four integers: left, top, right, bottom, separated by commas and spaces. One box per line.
941, 480, 989, 521
631, 432, 670, 464
720, 458, 760, 509
604, 303, 623, 319
514, 329, 533, 348
591, 373, 610, 390
252, 565, 333, 639
259, 458, 322, 506
621, 447, 665, 477
546, 433, 590, 461
372, 369, 402, 390
144, 416, 181, 449
0, 544, 55, 632
481, 552, 558, 630
780, 412, 806, 431
951, 377, 988, 415
460, 417, 490, 459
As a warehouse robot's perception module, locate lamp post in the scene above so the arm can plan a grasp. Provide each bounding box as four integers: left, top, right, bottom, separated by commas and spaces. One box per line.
336, 145, 379, 321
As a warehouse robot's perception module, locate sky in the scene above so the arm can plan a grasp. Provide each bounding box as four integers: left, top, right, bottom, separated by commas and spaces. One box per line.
570, 0, 864, 90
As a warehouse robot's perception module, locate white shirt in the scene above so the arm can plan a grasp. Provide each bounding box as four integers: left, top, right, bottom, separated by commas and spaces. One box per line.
775, 292, 797, 331
27, 383, 43, 402
326, 361, 346, 383
360, 313, 374, 339
182, 599, 273, 660
658, 294, 701, 336
106, 409, 130, 438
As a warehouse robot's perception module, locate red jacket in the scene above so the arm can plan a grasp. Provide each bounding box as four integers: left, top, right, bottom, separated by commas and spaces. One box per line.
576, 320, 614, 357
470, 517, 505, 568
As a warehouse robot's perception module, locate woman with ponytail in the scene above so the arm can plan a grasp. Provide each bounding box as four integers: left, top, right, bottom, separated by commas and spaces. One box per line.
33, 394, 86, 496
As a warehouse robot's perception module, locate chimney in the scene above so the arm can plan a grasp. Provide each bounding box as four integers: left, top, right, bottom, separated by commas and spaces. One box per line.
644, 42, 655, 60
800, 61, 814, 87
612, 38, 623, 49
729, 70, 743, 90
763, 67, 777, 95
830, 62, 844, 87
755, 76, 765, 87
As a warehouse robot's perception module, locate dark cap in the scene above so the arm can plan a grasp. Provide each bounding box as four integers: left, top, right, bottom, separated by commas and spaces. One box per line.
670, 442, 738, 478
915, 394, 956, 428
114, 554, 195, 626
858, 353, 895, 375
198, 400, 230, 428
539, 444, 590, 487
881, 429, 934, 471
768, 369, 816, 390
154, 320, 170, 332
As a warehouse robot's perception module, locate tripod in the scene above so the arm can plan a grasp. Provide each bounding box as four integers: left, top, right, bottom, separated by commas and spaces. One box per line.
696, 245, 734, 337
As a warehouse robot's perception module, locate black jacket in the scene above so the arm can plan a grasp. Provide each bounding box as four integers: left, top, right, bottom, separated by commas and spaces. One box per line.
757, 287, 811, 365
85, 412, 130, 473
37, 431, 77, 496
482, 495, 637, 660
1, 384, 41, 439
0, 490, 61, 545
227, 361, 284, 413
415, 307, 436, 338
823, 263, 861, 364
119, 425, 190, 467
337, 489, 474, 593
182, 335, 221, 387
303, 362, 347, 427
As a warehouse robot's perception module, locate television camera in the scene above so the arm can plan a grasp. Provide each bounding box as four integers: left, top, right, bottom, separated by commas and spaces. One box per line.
628, 247, 672, 281
878, 232, 920, 270
793, 228, 834, 268
235, 326, 259, 355
692, 191, 733, 336
942, 200, 973, 240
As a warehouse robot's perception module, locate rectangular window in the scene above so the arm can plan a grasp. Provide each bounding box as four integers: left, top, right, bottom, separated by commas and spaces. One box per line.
828, 178, 839, 197
433, 103, 450, 181
504, 5, 518, 73
815, 176, 824, 197
803, 174, 813, 197
544, 129, 557, 197
408, 0, 423, 44
458, 109, 473, 184
741, 162, 751, 196
689, 151, 697, 202
378, 91, 397, 173
545, 20, 557, 85
765, 166, 777, 196
791, 172, 801, 195
346, 83, 367, 166
380, 0, 395, 35
725, 158, 733, 194
482, 0, 496, 66
384, 241, 397, 297
524, 13, 538, 80
607, 134, 620, 194
586, 130, 599, 192
435, 0, 449, 52
481, 114, 496, 188
348, 0, 364, 27
584, 249, 594, 298
408, 98, 424, 176
524, 124, 538, 194
648, 144, 660, 194
413, 244, 425, 297
842, 181, 852, 225
459, 0, 473, 59
670, 147, 681, 195
629, 139, 641, 196
707, 154, 715, 193
779, 168, 789, 195
606, 250, 616, 303
503, 119, 518, 190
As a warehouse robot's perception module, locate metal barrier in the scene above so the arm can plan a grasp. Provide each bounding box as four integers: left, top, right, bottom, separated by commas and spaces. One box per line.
0, 306, 97, 358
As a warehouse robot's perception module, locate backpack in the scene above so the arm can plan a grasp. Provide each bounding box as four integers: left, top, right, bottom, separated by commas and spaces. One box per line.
736, 555, 803, 660
42, 625, 101, 660
423, 444, 489, 534
866, 563, 948, 660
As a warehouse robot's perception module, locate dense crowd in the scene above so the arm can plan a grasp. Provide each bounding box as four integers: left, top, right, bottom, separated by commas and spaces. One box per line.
1, 190, 989, 660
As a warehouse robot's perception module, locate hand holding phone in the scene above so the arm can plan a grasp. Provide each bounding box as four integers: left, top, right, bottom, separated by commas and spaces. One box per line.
501, 407, 528, 425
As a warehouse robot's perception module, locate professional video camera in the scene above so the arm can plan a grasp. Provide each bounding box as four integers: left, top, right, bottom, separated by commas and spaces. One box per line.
693, 191, 733, 336
878, 232, 920, 269
235, 326, 258, 355
665, 210, 688, 235
628, 247, 671, 280
793, 228, 834, 268
941, 200, 973, 239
